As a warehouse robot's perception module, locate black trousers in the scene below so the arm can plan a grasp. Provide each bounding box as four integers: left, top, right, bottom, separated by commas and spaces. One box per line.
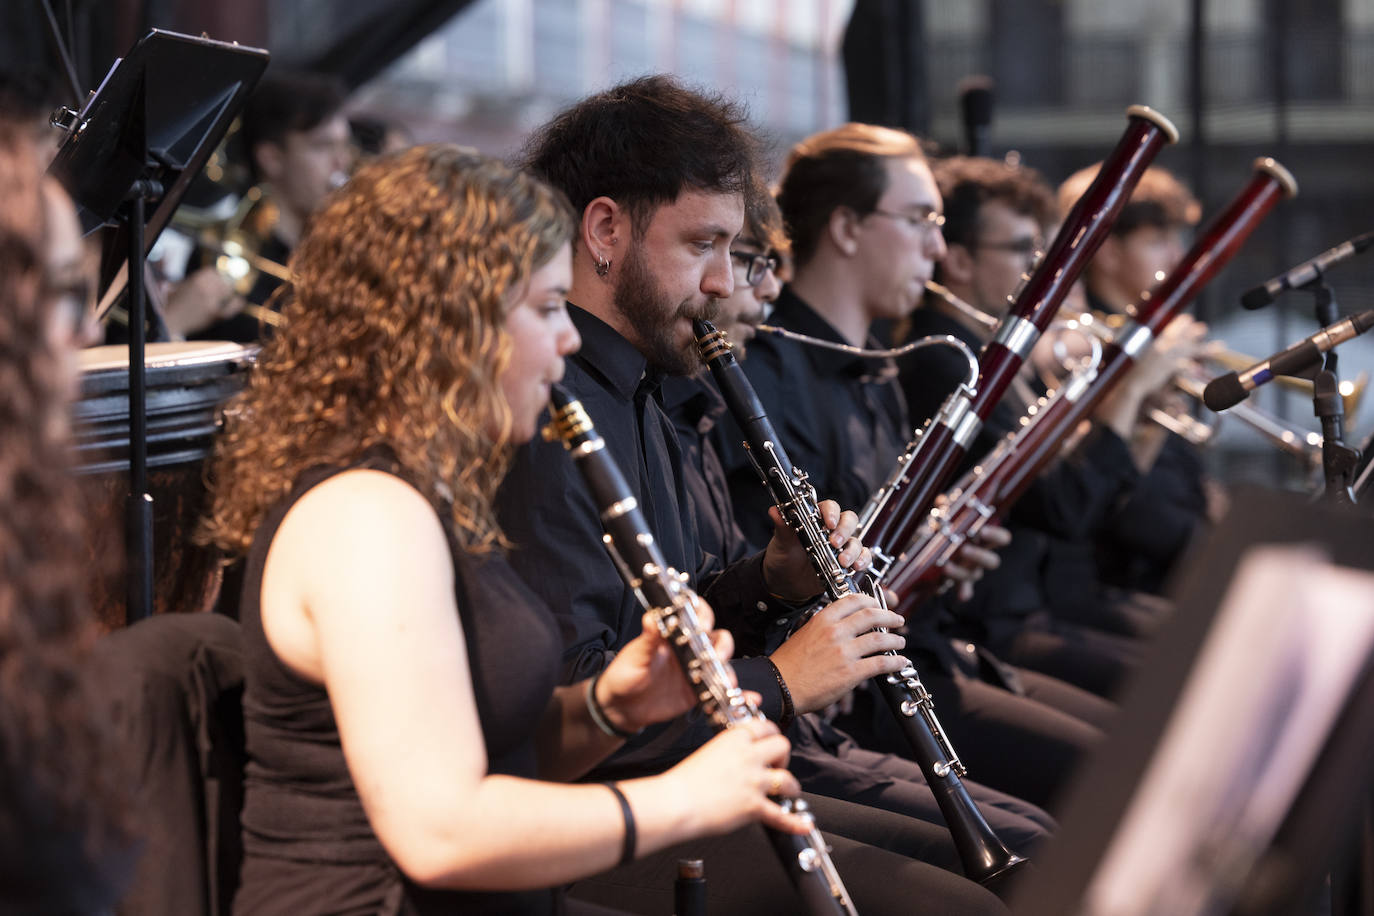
1051, 586, 1173, 641
986, 613, 1145, 699
789, 714, 1054, 870
834, 661, 1113, 812
566, 793, 1010, 915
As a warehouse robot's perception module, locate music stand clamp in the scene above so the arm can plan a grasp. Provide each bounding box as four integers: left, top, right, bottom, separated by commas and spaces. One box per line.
47, 30, 269, 624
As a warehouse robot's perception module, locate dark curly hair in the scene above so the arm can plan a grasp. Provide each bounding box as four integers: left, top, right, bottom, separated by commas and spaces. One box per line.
0, 120, 131, 909
201, 145, 574, 557
932, 155, 1057, 250
743, 178, 789, 258
522, 74, 758, 238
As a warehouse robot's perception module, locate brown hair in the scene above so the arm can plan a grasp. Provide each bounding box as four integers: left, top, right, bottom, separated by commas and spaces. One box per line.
201, 145, 574, 557
777, 123, 924, 269
743, 178, 789, 257
933, 155, 1057, 249
1058, 163, 1201, 236
0, 120, 130, 900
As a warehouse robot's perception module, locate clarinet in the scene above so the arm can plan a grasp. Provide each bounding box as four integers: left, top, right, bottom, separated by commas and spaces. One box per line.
544, 385, 859, 916
694, 319, 1025, 887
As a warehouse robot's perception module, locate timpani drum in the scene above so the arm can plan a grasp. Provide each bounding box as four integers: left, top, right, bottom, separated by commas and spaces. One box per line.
74, 341, 255, 629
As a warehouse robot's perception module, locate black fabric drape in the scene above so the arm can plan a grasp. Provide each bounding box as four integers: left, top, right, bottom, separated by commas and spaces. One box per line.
4, 1, 480, 100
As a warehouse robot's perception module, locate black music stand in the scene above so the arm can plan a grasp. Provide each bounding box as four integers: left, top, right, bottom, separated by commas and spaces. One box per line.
1011, 486, 1374, 916
47, 29, 269, 624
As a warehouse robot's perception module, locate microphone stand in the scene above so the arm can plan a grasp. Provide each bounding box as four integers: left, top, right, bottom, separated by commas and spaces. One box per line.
1312, 369, 1359, 505
1310, 279, 1341, 373
1301, 281, 1361, 504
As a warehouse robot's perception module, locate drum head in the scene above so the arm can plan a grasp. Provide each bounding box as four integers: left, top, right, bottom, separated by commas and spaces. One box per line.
73, 340, 256, 473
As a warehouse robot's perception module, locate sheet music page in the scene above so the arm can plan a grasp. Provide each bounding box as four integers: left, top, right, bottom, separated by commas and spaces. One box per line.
1080, 544, 1374, 916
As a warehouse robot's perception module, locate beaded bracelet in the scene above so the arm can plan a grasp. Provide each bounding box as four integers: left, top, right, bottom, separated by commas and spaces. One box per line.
763, 658, 796, 731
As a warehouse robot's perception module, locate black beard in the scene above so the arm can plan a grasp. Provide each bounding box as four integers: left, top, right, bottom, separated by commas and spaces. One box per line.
612, 242, 713, 376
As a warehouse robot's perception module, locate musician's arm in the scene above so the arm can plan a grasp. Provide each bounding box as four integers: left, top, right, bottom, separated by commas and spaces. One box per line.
694, 553, 798, 726
1010, 424, 1141, 540
536, 606, 741, 781
498, 430, 626, 682
1100, 437, 1207, 566
267, 470, 799, 890
499, 412, 800, 768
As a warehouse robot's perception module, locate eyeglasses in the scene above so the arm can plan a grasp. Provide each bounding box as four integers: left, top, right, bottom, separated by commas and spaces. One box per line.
971, 236, 1044, 258
867, 207, 946, 235
41, 272, 94, 341
730, 250, 781, 287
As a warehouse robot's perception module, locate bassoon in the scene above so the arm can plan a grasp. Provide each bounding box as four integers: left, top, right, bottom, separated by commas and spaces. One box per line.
859, 105, 1180, 572
544, 386, 860, 916
694, 319, 1025, 888
884, 158, 1298, 606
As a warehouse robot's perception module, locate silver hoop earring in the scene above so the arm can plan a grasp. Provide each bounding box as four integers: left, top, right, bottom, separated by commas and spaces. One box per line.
595, 255, 611, 279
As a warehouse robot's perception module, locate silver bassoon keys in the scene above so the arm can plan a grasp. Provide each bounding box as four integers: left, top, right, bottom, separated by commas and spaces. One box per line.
544, 385, 859, 916
694, 319, 1026, 888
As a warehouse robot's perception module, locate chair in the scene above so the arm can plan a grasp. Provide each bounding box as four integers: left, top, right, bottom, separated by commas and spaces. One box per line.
89, 612, 245, 916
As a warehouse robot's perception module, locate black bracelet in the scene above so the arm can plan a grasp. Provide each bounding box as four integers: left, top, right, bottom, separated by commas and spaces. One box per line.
603, 782, 637, 867
585, 669, 640, 740
763, 658, 796, 731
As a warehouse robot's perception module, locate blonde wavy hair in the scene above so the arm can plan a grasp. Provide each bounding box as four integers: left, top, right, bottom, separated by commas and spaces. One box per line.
200, 145, 573, 556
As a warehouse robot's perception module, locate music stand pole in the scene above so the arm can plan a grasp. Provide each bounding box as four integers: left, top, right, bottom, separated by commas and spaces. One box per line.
45, 28, 270, 625
125, 182, 161, 623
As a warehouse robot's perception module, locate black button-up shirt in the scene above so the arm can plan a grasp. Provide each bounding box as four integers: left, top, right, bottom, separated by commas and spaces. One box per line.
662, 372, 809, 659
496, 305, 787, 777
715, 286, 909, 549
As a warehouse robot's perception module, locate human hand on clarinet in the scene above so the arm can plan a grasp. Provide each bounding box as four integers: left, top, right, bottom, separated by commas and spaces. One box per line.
768, 595, 909, 714
595, 605, 737, 734
760, 498, 872, 602
656, 717, 812, 836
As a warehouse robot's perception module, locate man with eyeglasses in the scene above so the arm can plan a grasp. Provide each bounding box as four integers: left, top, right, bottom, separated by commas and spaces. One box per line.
1059, 164, 1200, 320
895, 155, 1056, 430
662, 178, 1053, 876
716, 131, 1130, 814
1037, 165, 1218, 641
717, 124, 949, 548
889, 154, 1152, 691
884, 157, 1199, 710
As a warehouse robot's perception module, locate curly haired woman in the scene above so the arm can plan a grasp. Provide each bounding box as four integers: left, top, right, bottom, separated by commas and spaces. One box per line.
0, 117, 131, 912
201, 145, 808, 915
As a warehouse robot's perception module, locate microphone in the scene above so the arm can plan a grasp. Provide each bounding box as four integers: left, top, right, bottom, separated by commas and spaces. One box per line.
1203, 309, 1374, 411
958, 76, 995, 159
1240, 231, 1374, 309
